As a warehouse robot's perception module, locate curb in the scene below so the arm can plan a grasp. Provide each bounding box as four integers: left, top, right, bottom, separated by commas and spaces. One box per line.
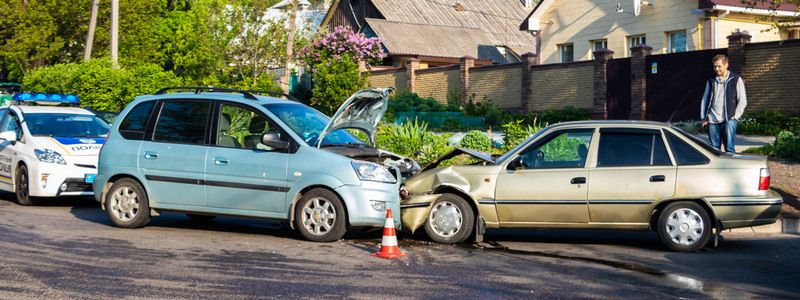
727, 216, 799, 234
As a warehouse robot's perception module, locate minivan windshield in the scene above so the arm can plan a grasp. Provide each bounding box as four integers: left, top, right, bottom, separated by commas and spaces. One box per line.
263, 103, 365, 146
25, 113, 110, 138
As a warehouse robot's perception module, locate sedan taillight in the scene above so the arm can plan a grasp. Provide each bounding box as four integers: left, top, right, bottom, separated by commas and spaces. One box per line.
759, 168, 770, 191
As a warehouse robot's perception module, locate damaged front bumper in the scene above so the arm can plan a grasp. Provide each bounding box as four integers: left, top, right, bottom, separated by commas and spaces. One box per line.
399, 194, 441, 233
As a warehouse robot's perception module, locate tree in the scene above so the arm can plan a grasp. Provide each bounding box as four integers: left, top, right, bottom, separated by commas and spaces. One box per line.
741, 0, 800, 33
310, 55, 366, 115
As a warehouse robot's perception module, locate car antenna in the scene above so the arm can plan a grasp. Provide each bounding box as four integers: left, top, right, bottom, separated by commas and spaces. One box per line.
666, 89, 693, 125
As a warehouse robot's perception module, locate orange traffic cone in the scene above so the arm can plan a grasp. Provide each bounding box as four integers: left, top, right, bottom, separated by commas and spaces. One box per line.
371, 209, 406, 259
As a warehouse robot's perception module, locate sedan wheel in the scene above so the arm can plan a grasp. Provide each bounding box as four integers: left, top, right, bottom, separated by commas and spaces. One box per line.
657, 202, 711, 252
424, 194, 474, 244
105, 178, 150, 228
15, 165, 36, 206
295, 189, 346, 242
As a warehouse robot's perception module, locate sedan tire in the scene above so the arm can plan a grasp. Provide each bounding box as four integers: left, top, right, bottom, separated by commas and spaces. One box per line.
424, 194, 474, 244
657, 201, 711, 252
15, 165, 36, 206
105, 178, 151, 228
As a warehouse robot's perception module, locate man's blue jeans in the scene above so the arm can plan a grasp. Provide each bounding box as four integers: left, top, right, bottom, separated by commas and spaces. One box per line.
708, 119, 737, 153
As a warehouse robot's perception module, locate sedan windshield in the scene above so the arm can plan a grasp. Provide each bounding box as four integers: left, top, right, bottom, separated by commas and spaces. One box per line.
25, 113, 110, 138
263, 103, 364, 146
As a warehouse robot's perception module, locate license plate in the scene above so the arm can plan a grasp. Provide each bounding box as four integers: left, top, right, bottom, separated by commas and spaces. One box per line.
85, 174, 96, 184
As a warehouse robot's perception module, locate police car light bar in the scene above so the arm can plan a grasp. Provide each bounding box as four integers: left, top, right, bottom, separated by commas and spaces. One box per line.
12, 93, 79, 105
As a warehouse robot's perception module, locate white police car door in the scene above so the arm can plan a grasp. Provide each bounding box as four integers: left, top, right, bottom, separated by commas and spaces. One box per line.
0, 108, 12, 188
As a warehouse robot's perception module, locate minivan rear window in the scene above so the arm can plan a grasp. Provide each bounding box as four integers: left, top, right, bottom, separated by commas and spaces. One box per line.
119, 101, 155, 140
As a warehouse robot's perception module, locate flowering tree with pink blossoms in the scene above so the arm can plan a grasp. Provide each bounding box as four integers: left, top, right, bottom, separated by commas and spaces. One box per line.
299, 26, 385, 114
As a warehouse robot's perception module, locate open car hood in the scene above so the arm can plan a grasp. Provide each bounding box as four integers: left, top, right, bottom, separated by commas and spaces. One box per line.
316, 88, 393, 148
420, 147, 496, 172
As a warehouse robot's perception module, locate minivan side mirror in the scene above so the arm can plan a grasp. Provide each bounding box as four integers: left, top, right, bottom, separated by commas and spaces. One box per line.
261, 132, 289, 151
0, 131, 17, 142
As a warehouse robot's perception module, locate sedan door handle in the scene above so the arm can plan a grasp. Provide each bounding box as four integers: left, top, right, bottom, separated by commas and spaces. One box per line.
570, 177, 586, 184
143, 151, 159, 159
214, 157, 229, 166
650, 175, 666, 182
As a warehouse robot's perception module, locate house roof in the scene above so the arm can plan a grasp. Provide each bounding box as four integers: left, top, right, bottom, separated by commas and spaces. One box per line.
322, 0, 537, 58
365, 18, 494, 58
700, 0, 798, 13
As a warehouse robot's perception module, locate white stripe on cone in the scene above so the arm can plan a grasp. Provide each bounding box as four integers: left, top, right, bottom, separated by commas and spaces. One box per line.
384, 216, 395, 228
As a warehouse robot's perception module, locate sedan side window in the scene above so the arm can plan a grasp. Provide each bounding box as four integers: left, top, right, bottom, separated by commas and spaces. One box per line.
665, 131, 710, 165
217, 103, 284, 151
597, 130, 671, 167
153, 101, 210, 145
516, 129, 593, 169
1, 111, 22, 139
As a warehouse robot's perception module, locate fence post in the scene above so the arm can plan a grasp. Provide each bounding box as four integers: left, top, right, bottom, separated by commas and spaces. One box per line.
459, 56, 475, 106
727, 31, 751, 75
405, 58, 420, 93
358, 59, 367, 73
592, 49, 614, 120
521, 52, 538, 113
629, 44, 652, 120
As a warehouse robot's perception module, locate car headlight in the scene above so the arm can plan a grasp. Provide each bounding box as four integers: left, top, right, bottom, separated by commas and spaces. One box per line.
351, 160, 396, 183
34, 149, 67, 165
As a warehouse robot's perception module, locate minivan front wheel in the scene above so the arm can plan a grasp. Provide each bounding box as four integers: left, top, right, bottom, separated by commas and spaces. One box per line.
105, 178, 151, 228
295, 189, 346, 242
657, 202, 711, 252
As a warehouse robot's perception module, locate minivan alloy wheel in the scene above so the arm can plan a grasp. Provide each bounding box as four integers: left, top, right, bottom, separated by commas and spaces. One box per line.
665, 208, 704, 246
110, 186, 139, 222
301, 197, 337, 236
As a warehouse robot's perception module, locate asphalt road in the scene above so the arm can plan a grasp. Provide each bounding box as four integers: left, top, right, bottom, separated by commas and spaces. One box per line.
1, 195, 798, 299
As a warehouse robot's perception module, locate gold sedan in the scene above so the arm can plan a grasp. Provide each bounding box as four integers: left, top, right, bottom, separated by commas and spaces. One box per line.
400, 121, 782, 252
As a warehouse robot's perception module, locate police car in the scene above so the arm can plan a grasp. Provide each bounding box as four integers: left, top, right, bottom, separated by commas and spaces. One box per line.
0, 93, 109, 205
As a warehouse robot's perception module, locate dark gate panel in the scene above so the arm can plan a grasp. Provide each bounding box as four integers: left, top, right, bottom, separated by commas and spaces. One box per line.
607, 58, 631, 119
645, 49, 727, 122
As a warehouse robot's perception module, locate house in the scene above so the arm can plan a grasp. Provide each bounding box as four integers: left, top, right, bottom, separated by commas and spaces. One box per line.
521, 0, 799, 64
320, 0, 538, 68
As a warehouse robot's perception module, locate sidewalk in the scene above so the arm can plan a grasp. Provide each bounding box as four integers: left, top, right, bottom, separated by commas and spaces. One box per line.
691, 133, 775, 152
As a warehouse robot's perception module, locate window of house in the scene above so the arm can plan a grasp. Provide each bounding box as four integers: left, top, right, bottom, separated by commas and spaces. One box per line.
591, 39, 608, 58
627, 35, 646, 56
667, 30, 687, 53
559, 43, 574, 63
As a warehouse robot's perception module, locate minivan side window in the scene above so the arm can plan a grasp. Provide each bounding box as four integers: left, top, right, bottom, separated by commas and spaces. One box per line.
217, 103, 283, 151
597, 130, 671, 167
665, 131, 710, 165
119, 101, 155, 140
153, 101, 210, 145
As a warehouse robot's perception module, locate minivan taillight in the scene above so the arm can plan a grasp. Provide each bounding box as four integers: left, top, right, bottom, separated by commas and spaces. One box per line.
759, 168, 770, 191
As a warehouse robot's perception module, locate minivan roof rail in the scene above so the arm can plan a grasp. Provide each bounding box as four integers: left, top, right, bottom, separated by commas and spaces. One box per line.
154, 86, 259, 100
244, 90, 299, 102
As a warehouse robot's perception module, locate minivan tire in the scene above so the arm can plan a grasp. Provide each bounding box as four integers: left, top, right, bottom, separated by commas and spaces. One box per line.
104, 178, 151, 228
15, 164, 36, 206
424, 193, 474, 244
657, 201, 711, 252
294, 188, 346, 242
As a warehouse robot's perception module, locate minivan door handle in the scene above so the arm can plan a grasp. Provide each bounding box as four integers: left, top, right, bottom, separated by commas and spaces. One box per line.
650, 175, 666, 182
570, 177, 586, 184
213, 157, 229, 166
143, 151, 159, 159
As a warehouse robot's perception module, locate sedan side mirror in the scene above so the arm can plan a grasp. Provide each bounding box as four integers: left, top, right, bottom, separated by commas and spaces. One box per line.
507, 156, 525, 170
261, 132, 289, 151
0, 131, 17, 142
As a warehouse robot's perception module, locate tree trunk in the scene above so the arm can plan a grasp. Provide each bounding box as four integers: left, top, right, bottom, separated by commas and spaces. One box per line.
110, 0, 119, 68
283, 0, 298, 94
84, 0, 100, 61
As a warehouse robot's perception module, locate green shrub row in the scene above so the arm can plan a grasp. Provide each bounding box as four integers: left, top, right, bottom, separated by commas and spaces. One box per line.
744, 130, 800, 162
738, 111, 800, 136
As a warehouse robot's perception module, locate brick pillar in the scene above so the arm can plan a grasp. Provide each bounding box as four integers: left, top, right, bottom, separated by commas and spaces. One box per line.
358, 60, 367, 73
459, 56, 475, 105
521, 52, 538, 112
727, 31, 751, 75
405, 58, 420, 93
629, 45, 652, 120
592, 49, 614, 120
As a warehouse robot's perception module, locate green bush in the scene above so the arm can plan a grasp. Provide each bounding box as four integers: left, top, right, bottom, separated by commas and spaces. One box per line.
376, 119, 452, 166
386, 90, 456, 121
23, 59, 183, 112
464, 96, 503, 129
502, 118, 545, 151
738, 111, 800, 136
772, 130, 800, 161
459, 130, 492, 152
310, 55, 367, 115
527, 106, 589, 125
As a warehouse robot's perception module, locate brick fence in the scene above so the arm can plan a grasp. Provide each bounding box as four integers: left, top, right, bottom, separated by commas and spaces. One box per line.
366, 33, 800, 118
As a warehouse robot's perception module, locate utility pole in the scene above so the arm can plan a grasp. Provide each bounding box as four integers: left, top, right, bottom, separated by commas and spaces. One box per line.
110, 0, 119, 68
84, 0, 99, 61
282, 0, 299, 94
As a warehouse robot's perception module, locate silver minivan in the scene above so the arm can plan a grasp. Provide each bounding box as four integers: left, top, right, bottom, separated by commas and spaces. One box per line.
94, 87, 418, 242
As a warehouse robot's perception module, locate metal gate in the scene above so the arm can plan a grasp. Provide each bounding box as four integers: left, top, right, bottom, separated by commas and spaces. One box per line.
645, 49, 728, 122
607, 58, 631, 119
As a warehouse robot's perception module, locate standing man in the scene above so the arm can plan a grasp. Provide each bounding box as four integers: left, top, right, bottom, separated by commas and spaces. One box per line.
700, 54, 747, 153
